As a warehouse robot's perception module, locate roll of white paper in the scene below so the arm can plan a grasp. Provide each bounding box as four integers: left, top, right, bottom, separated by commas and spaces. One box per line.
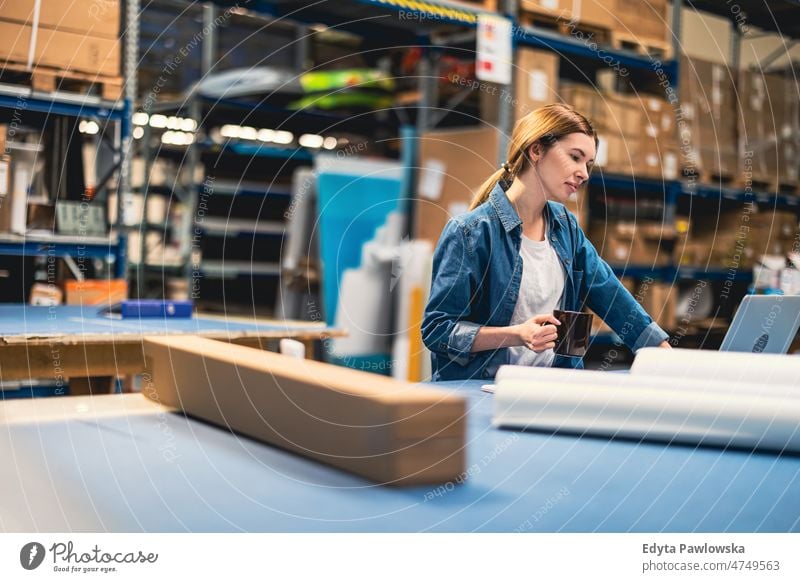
631, 347, 800, 388
495, 365, 798, 400
493, 378, 800, 452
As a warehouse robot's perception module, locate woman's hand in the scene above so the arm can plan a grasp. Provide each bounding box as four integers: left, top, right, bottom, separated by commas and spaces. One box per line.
658, 340, 672, 349
515, 314, 561, 352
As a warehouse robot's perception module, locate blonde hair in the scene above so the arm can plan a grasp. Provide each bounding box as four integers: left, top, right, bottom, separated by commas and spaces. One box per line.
469, 103, 599, 211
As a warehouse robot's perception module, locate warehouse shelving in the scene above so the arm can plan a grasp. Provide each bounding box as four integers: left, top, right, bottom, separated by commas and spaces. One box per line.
0, 84, 130, 281
611, 265, 753, 282
132, 0, 797, 335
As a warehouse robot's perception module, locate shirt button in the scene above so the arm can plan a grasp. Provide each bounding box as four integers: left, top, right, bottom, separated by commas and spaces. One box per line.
566, 258, 571, 264
482, 369, 491, 379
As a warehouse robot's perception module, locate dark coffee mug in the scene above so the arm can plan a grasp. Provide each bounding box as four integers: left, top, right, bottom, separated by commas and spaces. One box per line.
552, 310, 593, 357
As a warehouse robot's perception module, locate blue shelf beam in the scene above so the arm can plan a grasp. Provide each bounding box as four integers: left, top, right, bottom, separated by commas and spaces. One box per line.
610, 265, 754, 283
0, 91, 125, 121
516, 25, 679, 82
0, 240, 118, 261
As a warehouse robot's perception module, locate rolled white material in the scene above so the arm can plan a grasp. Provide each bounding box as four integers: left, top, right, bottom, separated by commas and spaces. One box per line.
492, 348, 800, 452
279, 339, 306, 360
495, 365, 798, 400
493, 379, 800, 452
631, 347, 800, 388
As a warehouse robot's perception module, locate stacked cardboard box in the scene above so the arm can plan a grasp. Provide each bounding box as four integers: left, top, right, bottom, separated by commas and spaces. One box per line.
588, 220, 677, 266
560, 84, 637, 176
675, 209, 799, 269
520, 0, 614, 30
415, 125, 589, 245
738, 70, 800, 188
613, 0, 669, 42
678, 211, 750, 268
627, 93, 680, 180
679, 56, 738, 180
561, 84, 678, 179
415, 127, 500, 245
481, 48, 559, 124
750, 211, 800, 257
0, 0, 120, 77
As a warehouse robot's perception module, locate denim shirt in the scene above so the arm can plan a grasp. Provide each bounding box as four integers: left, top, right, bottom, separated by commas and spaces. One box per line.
422, 183, 668, 381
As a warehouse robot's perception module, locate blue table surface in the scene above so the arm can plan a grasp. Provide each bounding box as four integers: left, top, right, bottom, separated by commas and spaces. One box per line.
1, 380, 798, 532
0, 305, 328, 337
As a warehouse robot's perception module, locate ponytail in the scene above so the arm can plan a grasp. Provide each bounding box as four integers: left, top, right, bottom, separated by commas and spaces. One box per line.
469, 168, 506, 211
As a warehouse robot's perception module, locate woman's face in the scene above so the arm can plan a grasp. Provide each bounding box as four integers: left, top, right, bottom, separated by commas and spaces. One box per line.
527, 132, 596, 203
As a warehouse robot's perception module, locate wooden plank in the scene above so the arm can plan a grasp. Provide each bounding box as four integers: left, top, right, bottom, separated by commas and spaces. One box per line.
143, 336, 467, 486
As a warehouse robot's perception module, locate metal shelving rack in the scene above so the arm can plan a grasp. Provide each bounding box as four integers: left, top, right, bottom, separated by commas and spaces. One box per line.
0, 89, 129, 278
135, 0, 798, 304
0, 0, 138, 280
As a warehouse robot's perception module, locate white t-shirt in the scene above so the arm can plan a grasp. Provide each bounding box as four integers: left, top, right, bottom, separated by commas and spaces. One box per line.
507, 225, 566, 367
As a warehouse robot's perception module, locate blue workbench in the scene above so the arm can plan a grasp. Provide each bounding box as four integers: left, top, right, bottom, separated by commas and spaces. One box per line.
0, 305, 339, 384
1, 380, 797, 532
0, 305, 330, 337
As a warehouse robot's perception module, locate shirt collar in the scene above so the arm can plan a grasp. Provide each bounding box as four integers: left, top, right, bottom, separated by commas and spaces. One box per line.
489, 183, 522, 233
489, 183, 564, 234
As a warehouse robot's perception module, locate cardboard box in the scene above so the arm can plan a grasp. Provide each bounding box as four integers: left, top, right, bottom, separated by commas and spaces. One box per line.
679, 56, 738, 179
596, 132, 638, 176
614, 0, 668, 41
0, 0, 119, 39
481, 48, 559, 123
638, 139, 680, 180
637, 281, 677, 330
561, 85, 683, 179
738, 70, 798, 185
143, 336, 467, 485
0, 20, 120, 76
683, 210, 760, 268
520, 0, 614, 29
415, 127, 501, 244
589, 221, 675, 266
65, 279, 128, 305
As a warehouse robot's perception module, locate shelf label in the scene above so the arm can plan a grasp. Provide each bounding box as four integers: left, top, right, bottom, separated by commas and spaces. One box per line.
419, 159, 446, 201
476, 14, 512, 86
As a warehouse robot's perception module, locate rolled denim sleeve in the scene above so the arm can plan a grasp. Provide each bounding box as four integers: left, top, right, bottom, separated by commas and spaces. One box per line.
632, 320, 669, 351
422, 219, 481, 366
571, 216, 669, 352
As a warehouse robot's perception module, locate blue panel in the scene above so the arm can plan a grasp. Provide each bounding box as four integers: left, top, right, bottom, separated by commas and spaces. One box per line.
316, 167, 403, 326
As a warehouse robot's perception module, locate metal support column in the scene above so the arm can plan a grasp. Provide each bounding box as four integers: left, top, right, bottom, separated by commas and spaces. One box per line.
117, 0, 140, 278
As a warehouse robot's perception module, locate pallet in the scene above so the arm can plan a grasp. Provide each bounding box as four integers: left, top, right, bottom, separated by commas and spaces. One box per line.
0, 61, 122, 101
519, 8, 613, 45
611, 31, 672, 60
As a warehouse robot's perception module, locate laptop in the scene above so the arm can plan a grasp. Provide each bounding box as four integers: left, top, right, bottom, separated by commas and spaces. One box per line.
720, 295, 800, 354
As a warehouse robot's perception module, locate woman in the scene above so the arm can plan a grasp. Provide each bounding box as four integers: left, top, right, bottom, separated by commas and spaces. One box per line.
421, 103, 670, 381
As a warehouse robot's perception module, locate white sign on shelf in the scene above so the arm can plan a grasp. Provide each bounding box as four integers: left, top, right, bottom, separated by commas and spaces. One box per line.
476, 14, 513, 86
